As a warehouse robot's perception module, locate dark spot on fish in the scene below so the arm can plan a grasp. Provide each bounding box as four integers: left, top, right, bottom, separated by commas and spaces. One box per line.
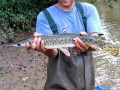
89, 38, 92, 41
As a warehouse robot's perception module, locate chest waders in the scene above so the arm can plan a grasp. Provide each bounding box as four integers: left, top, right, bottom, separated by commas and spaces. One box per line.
42, 2, 94, 90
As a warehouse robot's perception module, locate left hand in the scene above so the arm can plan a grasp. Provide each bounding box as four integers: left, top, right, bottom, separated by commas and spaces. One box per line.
73, 32, 98, 53
73, 32, 89, 53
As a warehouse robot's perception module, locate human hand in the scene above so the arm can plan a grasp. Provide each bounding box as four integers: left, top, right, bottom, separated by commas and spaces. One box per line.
26, 32, 47, 53
73, 32, 89, 53
73, 32, 98, 53
26, 32, 58, 58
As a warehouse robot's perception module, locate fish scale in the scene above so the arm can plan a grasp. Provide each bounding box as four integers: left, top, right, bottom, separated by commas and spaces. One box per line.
0, 33, 119, 56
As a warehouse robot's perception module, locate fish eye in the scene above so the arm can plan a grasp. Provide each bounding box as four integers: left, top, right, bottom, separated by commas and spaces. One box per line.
17, 43, 21, 46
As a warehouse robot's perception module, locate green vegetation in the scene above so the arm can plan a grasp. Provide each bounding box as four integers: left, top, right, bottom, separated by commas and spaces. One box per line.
89, 0, 118, 8
0, 0, 57, 40
0, 71, 7, 77
0, 0, 118, 41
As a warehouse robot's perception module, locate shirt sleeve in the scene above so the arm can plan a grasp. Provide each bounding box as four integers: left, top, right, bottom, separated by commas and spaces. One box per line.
36, 12, 53, 35
82, 3, 104, 35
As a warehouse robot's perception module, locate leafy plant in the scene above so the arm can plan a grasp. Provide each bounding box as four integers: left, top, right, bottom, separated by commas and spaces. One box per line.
0, 0, 56, 41
89, 0, 118, 8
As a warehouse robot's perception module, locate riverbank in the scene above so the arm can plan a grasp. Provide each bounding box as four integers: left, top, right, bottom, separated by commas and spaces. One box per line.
0, 45, 48, 90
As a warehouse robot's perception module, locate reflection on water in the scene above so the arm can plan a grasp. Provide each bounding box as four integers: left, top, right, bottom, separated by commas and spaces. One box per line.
94, 1, 120, 90
94, 52, 120, 90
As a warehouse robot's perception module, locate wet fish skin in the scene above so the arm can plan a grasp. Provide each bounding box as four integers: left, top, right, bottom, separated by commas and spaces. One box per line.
40, 34, 105, 49
40, 34, 119, 56
0, 33, 119, 56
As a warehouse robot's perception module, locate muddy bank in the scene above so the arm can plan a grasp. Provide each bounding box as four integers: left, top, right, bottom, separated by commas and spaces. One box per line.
0, 46, 48, 90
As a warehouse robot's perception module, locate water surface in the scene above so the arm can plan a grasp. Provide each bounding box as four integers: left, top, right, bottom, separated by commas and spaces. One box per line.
94, 1, 120, 90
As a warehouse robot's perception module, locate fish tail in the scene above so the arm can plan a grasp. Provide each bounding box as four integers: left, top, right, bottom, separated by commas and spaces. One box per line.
102, 43, 119, 56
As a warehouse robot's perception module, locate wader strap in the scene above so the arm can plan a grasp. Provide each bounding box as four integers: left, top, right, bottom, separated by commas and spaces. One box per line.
76, 2, 87, 32
43, 9, 58, 34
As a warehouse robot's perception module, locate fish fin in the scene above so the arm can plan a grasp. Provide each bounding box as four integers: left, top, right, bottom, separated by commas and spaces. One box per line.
58, 47, 70, 57
102, 43, 119, 56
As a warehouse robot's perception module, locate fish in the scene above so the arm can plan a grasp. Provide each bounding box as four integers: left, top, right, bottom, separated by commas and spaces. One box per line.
0, 33, 119, 56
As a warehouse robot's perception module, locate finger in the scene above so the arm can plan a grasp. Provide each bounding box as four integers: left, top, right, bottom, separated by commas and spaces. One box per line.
40, 40, 46, 53
36, 37, 41, 49
89, 45, 98, 51
32, 37, 37, 49
74, 47, 81, 53
80, 32, 88, 36
34, 32, 42, 37
76, 37, 89, 51
73, 38, 85, 52
90, 32, 98, 36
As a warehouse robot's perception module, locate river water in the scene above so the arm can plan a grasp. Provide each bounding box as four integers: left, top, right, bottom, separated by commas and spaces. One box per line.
77, 0, 120, 90
94, 2, 120, 90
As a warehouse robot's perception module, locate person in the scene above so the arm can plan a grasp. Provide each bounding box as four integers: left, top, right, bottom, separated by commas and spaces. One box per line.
27, 0, 104, 90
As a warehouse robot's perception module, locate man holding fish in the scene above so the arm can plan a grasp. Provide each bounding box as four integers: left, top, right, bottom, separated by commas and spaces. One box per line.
27, 0, 104, 90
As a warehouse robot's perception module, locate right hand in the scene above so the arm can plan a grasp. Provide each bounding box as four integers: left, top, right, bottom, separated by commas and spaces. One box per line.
26, 32, 58, 58
73, 32, 97, 53
26, 32, 47, 53
73, 32, 89, 53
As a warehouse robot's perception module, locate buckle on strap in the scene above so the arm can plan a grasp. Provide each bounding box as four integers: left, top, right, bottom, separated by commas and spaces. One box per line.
50, 24, 58, 34
82, 16, 87, 20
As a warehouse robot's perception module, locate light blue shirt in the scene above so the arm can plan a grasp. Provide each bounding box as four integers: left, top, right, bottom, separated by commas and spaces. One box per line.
36, 2, 104, 35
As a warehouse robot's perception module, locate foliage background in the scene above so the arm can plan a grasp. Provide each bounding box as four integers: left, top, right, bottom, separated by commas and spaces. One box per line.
0, 0, 57, 40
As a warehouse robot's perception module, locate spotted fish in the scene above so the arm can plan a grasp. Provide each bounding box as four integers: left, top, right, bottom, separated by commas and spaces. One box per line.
0, 33, 119, 56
